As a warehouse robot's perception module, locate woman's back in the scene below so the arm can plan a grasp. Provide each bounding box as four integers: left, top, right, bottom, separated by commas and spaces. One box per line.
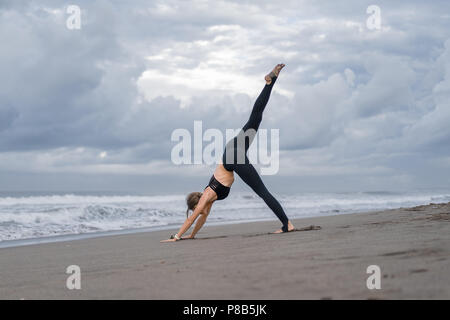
214, 164, 234, 187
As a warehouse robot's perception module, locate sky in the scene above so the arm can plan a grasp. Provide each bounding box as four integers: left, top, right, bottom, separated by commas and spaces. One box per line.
1, 0, 450, 194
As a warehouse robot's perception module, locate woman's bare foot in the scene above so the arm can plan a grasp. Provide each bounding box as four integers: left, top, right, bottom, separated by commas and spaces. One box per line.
272, 221, 295, 234
265, 63, 285, 84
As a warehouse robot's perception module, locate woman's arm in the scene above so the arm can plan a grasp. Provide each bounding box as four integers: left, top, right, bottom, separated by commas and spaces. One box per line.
188, 202, 212, 238
160, 193, 210, 242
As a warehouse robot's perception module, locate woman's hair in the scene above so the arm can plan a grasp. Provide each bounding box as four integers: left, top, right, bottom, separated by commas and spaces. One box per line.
185, 191, 203, 218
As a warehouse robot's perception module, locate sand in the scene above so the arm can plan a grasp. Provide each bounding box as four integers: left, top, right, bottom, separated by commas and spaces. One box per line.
0, 202, 449, 299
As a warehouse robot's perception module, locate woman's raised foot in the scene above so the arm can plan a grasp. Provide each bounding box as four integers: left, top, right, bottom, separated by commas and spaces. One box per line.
265, 63, 285, 84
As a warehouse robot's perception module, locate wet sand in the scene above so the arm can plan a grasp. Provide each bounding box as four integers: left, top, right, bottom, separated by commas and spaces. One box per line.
0, 202, 449, 299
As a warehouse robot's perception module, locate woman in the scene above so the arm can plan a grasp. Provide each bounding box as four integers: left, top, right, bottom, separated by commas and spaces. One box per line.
161, 64, 295, 243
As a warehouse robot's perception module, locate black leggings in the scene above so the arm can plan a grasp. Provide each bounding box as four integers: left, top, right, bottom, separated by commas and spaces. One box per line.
222, 76, 289, 231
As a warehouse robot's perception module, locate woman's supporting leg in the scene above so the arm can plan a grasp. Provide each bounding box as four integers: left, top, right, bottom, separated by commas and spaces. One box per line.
233, 161, 289, 231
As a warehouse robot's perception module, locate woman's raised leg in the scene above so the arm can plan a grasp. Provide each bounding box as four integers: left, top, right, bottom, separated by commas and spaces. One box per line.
224, 64, 285, 166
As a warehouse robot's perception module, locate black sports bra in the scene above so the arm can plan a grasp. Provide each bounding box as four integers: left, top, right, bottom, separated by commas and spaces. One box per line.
205, 174, 230, 200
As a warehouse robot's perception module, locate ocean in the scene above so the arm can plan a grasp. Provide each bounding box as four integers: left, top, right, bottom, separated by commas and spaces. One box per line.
0, 190, 449, 246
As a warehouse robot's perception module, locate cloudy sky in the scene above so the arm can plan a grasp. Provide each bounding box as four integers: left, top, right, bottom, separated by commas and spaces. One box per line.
1, 0, 449, 194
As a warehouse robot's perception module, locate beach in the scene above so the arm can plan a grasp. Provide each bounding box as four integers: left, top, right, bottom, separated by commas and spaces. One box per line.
0, 202, 449, 300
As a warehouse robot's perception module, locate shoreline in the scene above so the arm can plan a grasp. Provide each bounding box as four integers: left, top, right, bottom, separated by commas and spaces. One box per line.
2, 190, 450, 249
0, 209, 369, 249
0, 202, 443, 249
0, 202, 449, 299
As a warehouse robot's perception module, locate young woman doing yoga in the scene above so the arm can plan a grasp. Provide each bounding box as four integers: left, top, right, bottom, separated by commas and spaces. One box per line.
161, 64, 295, 243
